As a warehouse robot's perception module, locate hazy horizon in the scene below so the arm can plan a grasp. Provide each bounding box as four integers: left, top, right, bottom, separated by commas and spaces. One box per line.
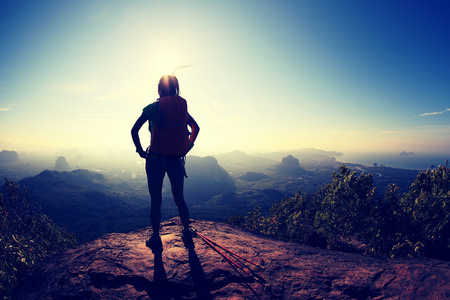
1, 1, 450, 158
2, 143, 448, 172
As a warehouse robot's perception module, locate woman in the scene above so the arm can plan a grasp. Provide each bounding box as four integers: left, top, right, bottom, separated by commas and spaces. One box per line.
131, 75, 199, 252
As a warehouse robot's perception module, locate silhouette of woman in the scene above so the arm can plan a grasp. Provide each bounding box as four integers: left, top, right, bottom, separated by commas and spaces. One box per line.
131, 75, 199, 252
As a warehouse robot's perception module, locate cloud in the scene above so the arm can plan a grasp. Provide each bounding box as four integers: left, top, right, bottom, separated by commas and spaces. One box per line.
0, 108, 10, 111
418, 108, 450, 117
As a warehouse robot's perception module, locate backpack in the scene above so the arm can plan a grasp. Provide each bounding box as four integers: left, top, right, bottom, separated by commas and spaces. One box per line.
150, 95, 189, 155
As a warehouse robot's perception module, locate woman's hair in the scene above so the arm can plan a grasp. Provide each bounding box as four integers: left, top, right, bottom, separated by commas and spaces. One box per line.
158, 75, 179, 97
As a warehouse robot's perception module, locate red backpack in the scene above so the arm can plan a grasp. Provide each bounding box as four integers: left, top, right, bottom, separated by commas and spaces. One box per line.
150, 95, 189, 155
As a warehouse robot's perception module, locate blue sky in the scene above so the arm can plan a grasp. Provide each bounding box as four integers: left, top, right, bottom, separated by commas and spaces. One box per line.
1, 0, 449, 156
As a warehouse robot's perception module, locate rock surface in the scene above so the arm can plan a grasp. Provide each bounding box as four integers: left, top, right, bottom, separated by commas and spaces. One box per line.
14, 218, 450, 299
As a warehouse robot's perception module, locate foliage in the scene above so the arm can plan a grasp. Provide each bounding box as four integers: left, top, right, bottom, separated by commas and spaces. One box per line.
0, 179, 77, 300
241, 164, 450, 261
314, 165, 375, 249
244, 206, 266, 234
395, 166, 450, 259
225, 214, 244, 227
367, 184, 405, 256
264, 191, 317, 245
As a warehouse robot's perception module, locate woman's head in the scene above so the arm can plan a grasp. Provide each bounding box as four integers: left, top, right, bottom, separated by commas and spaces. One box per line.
158, 75, 179, 97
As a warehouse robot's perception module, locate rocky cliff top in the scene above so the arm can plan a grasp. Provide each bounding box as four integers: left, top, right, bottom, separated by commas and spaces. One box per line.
14, 218, 450, 299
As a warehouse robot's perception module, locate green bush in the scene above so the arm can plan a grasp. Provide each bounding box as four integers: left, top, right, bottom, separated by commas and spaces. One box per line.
396, 166, 450, 259
314, 165, 375, 249
0, 179, 77, 300
367, 184, 405, 257
242, 191, 321, 246
240, 164, 450, 261
243, 206, 266, 234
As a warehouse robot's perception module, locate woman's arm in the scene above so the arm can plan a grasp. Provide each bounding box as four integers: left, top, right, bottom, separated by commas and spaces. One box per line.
187, 113, 200, 143
131, 112, 148, 158
187, 113, 199, 153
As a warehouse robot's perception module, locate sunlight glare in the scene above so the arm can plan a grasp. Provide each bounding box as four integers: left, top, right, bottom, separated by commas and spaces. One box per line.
153, 49, 192, 77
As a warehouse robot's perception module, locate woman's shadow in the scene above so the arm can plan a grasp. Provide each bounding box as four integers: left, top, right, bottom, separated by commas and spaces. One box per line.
151, 247, 213, 300
187, 246, 213, 299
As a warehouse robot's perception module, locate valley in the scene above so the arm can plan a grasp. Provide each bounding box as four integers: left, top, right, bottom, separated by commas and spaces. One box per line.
1, 149, 422, 242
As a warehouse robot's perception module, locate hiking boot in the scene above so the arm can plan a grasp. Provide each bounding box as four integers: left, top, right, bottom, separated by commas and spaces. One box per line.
182, 229, 195, 249
146, 235, 163, 253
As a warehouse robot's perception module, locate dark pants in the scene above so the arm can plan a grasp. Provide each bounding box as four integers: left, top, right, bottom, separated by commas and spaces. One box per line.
145, 155, 189, 234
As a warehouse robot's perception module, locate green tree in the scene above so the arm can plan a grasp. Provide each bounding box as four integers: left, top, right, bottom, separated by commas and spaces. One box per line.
314, 165, 375, 249
244, 206, 266, 234
397, 166, 450, 259
264, 191, 316, 244
225, 214, 244, 227
237, 164, 450, 261
367, 184, 405, 256
0, 179, 77, 299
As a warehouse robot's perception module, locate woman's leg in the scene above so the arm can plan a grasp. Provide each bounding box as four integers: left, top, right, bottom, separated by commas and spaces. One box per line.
146, 156, 165, 236
166, 158, 190, 230
148, 178, 164, 235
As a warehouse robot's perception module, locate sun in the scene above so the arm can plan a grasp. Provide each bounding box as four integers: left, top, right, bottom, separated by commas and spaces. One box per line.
147, 44, 193, 77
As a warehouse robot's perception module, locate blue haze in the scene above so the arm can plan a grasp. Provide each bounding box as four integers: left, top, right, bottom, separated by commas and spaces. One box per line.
341, 153, 449, 170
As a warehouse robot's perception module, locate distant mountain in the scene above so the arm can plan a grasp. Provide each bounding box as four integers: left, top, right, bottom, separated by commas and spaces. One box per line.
212, 150, 419, 196
0, 150, 19, 163
55, 148, 85, 161
255, 148, 342, 162
55, 156, 70, 171
400, 151, 415, 157
239, 171, 269, 181
18, 169, 147, 242
184, 156, 236, 203
215, 150, 254, 161
213, 149, 342, 174
213, 150, 277, 172
15, 157, 239, 241
276, 155, 312, 176
7, 150, 423, 243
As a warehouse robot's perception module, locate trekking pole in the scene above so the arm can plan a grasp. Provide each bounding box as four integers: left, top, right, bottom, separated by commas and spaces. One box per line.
193, 228, 252, 277
190, 226, 263, 269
